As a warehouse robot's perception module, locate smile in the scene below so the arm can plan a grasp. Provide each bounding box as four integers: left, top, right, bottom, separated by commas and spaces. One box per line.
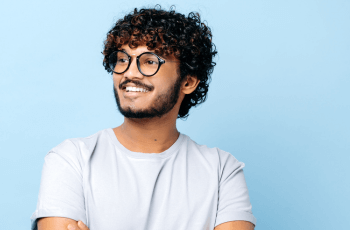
125, 86, 149, 93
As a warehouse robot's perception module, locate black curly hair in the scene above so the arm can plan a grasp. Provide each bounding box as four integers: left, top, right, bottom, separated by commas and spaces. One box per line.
103, 5, 217, 119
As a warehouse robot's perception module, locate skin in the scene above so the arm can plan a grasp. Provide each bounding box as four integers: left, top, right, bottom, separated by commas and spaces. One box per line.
214, 221, 255, 230
37, 218, 88, 230
37, 45, 254, 230
112, 44, 198, 153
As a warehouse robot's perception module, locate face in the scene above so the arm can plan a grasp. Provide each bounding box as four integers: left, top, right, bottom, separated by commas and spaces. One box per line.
113, 45, 183, 119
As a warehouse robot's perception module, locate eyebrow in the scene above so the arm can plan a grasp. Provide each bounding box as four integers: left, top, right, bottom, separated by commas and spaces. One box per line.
120, 49, 167, 60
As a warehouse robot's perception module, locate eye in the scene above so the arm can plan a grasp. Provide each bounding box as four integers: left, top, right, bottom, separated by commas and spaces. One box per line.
143, 59, 159, 65
117, 58, 129, 64
147, 60, 157, 65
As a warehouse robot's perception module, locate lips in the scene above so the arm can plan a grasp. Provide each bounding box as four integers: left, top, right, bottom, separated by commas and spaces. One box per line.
119, 81, 153, 99
120, 81, 153, 92
121, 86, 151, 99
125, 86, 149, 92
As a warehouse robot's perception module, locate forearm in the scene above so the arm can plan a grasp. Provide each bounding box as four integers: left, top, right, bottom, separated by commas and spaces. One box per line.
37, 217, 88, 230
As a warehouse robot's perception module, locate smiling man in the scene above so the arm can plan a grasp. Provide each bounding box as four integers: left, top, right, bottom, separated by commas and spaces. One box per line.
31, 6, 256, 230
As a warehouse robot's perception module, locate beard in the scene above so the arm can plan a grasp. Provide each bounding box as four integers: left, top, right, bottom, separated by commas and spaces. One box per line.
113, 76, 182, 119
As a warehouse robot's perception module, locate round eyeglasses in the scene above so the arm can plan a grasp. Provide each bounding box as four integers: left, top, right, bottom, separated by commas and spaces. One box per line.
108, 50, 179, 77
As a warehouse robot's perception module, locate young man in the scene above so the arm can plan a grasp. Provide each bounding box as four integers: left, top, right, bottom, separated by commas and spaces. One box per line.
32, 6, 256, 230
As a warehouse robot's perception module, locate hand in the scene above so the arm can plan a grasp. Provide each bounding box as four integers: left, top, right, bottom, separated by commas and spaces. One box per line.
67, 220, 89, 230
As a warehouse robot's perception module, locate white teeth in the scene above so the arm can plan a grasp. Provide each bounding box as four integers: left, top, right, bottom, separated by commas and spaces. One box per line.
125, 86, 149, 92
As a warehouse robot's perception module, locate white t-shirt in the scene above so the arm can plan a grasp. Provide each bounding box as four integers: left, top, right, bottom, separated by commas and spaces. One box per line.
31, 128, 256, 230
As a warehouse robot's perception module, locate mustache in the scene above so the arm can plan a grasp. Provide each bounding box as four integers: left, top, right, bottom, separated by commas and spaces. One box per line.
119, 79, 154, 91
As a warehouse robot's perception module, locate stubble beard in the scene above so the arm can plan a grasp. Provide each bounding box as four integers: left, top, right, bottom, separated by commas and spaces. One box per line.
113, 76, 182, 119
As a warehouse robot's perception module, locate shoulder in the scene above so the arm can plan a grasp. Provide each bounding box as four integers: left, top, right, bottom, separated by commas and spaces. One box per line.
45, 128, 111, 166
184, 134, 244, 173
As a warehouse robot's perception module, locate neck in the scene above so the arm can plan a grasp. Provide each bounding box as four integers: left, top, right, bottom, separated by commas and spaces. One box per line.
113, 111, 180, 153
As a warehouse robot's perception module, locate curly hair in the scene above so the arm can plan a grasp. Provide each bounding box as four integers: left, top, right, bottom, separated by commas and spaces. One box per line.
102, 5, 217, 119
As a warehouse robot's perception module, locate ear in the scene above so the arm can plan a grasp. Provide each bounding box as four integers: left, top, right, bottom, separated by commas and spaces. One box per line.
181, 75, 200, 95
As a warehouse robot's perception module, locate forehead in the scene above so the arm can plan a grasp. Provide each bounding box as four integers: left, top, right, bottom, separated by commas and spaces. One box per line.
120, 44, 176, 60
120, 45, 150, 55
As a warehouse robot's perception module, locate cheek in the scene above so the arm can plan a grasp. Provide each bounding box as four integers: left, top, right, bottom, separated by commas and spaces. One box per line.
153, 71, 179, 92
150, 83, 172, 98
113, 74, 123, 85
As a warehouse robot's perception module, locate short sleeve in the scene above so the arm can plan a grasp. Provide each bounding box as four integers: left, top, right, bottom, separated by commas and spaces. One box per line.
215, 151, 257, 227
30, 140, 86, 230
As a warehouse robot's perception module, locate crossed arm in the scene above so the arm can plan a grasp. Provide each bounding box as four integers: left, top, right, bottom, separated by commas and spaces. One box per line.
37, 218, 88, 230
37, 217, 255, 230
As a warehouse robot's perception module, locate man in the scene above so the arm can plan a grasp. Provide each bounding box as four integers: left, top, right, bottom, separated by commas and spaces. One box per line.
31, 6, 256, 230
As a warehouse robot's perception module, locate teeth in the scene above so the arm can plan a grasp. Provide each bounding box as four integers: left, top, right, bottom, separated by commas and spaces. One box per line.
125, 86, 149, 92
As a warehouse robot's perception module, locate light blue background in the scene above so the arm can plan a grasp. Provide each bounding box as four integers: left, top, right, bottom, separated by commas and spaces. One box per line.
0, 0, 349, 229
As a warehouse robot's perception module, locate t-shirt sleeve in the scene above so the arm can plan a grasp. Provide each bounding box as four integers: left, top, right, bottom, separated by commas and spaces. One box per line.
215, 150, 257, 227
30, 140, 86, 230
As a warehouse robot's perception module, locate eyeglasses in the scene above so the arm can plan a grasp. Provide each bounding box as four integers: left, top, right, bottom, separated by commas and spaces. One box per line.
108, 50, 179, 77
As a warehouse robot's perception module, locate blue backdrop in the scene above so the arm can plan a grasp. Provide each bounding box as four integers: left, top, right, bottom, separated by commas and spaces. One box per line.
0, 0, 349, 229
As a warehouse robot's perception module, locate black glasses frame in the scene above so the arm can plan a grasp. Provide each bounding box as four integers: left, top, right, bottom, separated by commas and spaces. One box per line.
109, 50, 174, 77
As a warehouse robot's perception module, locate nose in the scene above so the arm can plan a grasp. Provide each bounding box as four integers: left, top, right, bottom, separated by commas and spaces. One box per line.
123, 57, 144, 80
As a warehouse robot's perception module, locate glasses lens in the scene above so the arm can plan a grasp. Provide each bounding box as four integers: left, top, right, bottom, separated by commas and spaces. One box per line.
139, 53, 160, 76
109, 51, 129, 73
